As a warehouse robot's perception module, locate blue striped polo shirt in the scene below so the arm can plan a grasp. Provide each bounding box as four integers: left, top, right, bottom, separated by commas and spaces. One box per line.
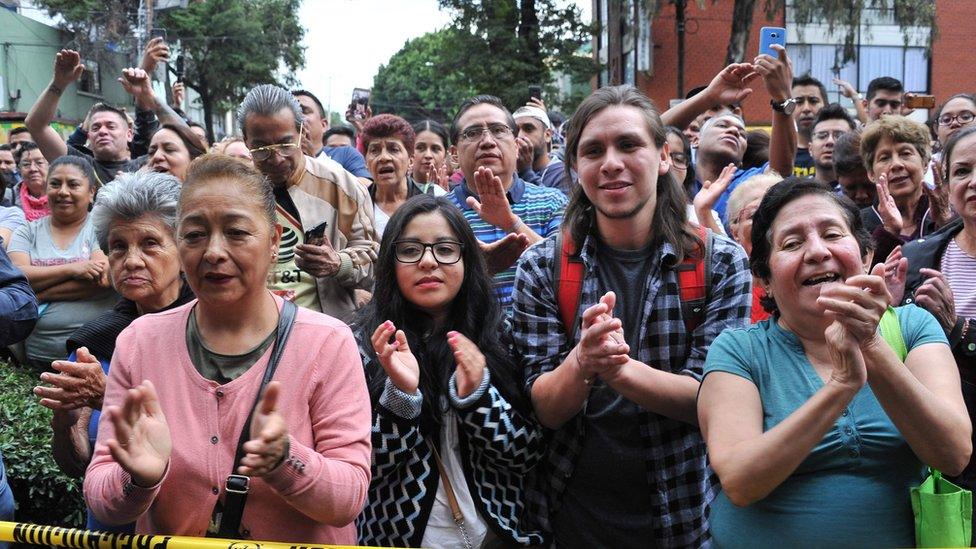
447, 176, 568, 312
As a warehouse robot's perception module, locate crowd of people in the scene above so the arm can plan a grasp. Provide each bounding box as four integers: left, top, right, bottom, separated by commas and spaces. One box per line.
0, 35, 974, 548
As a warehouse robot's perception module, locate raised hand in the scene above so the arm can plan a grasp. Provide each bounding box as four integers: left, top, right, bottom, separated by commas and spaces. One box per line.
753, 44, 793, 102
576, 292, 629, 383
426, 163, 450, 192
117, 67, 157, 110
924, 161, 953, 228
35, 347, 106, 411
52, 50, 85, 88
479, 232, 530, 275
817, 263, 892, 346
694, 163, 736, 213
913, 268, 957, 332
447, 331, 486, 399
705, 63, 759, 106
875, 173, 904, 235
238, 381, 289, 477
171, 81, 185, 110
371, 321, 420, 394
527, 97, 547, 112
466, 166, 518, 231
140, 37, 170, 74
104, 380, 172, 487
833, 77, 859, 100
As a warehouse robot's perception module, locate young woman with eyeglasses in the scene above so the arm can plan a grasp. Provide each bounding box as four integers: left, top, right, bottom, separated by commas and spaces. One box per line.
354, 195, 546, 548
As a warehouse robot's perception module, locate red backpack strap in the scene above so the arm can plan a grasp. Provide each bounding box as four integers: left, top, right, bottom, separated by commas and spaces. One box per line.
675, 224, 712, 333
554, 230, 585, 342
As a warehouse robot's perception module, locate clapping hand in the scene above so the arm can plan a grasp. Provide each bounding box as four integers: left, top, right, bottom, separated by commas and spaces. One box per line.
238, 381, 289, 477
694, 163, 736, 213
882, 246, 909, 305
575, 292, 629, 384
817, 263, 892, 346
371, 320, 420, 394
466, 166, 518, 231
104, 380, 172, 487
913, 268, 957, 332
925, 162, 953, 228
875, 173, 904, 235
448, 331, 486, 399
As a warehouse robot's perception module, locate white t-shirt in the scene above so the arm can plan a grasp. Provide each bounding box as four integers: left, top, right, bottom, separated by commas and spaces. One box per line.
420, 409, 491, 549
374, 184, 447, 238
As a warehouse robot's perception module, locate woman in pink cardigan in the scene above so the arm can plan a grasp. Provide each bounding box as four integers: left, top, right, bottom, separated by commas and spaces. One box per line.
83, 154, 372, 543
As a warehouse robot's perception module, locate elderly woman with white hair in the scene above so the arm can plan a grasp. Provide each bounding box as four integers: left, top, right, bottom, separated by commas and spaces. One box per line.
33, 170, 192, 532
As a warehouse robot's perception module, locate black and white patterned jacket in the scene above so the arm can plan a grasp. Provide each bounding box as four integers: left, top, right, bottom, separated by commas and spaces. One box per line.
355, 364, 547, 547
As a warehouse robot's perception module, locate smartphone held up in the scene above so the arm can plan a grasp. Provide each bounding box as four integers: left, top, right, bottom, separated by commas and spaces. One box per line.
352, 88, 371, 120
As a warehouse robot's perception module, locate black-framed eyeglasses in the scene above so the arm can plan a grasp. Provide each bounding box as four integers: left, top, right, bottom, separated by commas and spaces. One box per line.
248, 125, 304, 162
812, 130, 847, 141
393, 240, 464, 264
938, 111, 976, 127
458, 123, 514, 144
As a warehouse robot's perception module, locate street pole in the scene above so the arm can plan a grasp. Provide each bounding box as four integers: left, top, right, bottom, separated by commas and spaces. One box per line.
676, 0, 686, 99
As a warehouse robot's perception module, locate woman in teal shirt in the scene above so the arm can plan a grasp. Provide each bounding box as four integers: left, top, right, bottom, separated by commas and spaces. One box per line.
698, 178, 972, 548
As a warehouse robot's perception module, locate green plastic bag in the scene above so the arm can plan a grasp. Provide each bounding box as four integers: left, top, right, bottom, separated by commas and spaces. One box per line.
911, 470, 973, 547
884, 307, 974, 547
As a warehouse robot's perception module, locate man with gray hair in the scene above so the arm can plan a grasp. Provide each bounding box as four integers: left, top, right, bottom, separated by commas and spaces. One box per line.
238, 84, 377, 322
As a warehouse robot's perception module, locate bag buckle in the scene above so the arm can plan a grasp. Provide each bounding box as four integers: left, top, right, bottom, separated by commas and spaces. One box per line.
225, 474, 250, 495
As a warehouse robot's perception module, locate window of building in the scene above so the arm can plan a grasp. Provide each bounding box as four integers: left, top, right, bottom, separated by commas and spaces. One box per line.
78, 58, 101, 95
786, 1, 931, 102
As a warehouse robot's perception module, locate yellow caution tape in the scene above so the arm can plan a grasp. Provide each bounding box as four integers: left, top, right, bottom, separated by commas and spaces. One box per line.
0, 521, 382, 549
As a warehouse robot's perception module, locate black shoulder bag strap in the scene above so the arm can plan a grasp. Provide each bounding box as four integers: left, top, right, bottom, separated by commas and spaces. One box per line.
210, 299, 298, 538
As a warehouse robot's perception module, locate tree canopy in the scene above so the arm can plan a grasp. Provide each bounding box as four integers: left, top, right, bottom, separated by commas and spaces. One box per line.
32, 0, 305, 139
371, 0, 596, 123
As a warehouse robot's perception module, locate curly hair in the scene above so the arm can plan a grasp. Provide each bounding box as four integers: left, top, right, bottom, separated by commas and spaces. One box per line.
361, 114, 416, 154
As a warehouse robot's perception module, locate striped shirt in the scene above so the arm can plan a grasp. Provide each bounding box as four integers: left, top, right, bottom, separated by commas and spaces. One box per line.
941, 238, 976, 319
447, 176, 568, 311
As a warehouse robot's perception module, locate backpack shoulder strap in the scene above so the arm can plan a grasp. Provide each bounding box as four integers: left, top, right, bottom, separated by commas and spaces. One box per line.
554, 230, 585, 343
676, 225, 711, 333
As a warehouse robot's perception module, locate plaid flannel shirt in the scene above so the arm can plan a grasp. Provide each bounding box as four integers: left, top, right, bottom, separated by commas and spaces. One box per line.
511, 229, 751, 547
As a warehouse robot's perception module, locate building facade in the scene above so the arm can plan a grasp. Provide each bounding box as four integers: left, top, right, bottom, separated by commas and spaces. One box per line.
594, 1, 968, 125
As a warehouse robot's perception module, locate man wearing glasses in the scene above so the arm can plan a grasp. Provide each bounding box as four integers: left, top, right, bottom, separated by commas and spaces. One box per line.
808, 104, 857, 190
239, 84, 377, 322
446, 95, 568, 311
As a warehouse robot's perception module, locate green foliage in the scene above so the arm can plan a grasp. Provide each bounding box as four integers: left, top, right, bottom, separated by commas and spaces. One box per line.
31, 0, 140, 68
0, 361, 85, 527
372, 28, 478, 121
372, 0, 596, 122
157, 0, 305, 137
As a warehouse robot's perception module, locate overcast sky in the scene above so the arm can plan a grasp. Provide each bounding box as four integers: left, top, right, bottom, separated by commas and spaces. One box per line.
294, 0, 590, 119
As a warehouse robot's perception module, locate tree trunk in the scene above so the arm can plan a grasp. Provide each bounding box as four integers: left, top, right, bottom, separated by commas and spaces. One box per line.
725, 0, 758, 65
199, 80, 216, 145
518, 0, 542, 68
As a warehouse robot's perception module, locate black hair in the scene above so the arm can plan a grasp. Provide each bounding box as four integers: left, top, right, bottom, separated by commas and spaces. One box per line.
743, 129, 770, 170
9, 127, 30, 138
354, 195, 530, 433
833, 130, 865, 177
48, 155, 97, 190
324, 125, 355, 143
13, 141, 39, 165
155, 124, 208, 161
0, 144, 11, 152
411, 119, 449, 150
792, 74, 829, 104
291, 89, 326, 118
749, 177, 872, 315
449, 95, 517, 146
812, 103, 856, 132
866, 77, 903, 101
665, 126, 696, 197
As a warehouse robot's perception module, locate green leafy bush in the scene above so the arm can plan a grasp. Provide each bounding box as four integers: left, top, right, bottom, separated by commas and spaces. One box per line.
0, 361, 85, 526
